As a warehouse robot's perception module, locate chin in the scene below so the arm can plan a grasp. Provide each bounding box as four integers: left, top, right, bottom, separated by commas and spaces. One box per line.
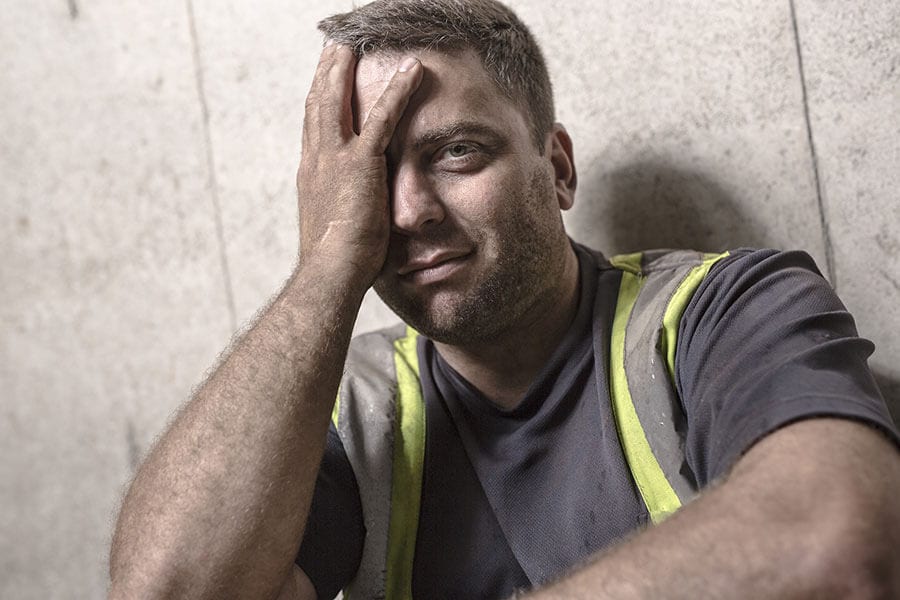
374, 281, 516, 346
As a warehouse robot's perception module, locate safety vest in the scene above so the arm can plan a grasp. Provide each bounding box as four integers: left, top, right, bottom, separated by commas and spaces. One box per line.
330, 248, 729, 599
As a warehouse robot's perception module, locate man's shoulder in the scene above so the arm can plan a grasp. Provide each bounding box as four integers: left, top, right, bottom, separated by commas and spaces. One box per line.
335, 323, 412, 435
688, 247, 828, 302
574, 242, 761, 276
579, 242, 823, 280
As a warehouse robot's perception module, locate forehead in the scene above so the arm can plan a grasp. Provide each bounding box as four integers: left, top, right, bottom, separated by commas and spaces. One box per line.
353, 49, 530, 147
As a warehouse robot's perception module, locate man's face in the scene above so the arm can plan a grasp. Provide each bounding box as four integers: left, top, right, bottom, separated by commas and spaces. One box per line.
354, 49, 573, 344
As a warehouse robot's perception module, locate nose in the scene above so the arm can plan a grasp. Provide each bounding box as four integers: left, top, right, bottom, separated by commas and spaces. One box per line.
390, 161, 445, 234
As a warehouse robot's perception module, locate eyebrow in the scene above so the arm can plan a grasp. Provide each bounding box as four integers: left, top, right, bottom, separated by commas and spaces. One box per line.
409, 120, 506, 151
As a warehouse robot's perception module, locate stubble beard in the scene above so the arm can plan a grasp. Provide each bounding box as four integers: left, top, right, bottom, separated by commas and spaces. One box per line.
374, 168, 566, 346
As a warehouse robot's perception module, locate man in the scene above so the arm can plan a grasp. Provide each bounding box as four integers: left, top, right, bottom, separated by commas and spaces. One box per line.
109, 1, 900, 598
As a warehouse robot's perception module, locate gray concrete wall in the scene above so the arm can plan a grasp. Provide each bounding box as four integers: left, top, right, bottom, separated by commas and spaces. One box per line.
2, 1, 897, 597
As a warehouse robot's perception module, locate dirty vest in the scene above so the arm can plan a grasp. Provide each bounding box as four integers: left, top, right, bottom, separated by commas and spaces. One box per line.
330, 249, 729, 599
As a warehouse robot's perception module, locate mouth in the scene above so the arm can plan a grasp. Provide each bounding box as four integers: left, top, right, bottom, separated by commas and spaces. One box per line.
397, 251, 472, 285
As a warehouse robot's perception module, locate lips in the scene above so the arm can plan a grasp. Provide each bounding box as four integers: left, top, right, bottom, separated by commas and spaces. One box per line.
397, 251, 471, 284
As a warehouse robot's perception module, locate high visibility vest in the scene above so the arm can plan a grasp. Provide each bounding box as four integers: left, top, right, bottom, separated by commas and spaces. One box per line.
330, 248, 730, 599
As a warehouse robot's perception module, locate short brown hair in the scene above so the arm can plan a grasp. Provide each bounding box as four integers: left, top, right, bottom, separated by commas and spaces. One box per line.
318, 0, 555, 150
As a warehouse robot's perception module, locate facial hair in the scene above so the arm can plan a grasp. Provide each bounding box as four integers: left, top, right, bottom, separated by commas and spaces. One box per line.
374, 167, 567, 346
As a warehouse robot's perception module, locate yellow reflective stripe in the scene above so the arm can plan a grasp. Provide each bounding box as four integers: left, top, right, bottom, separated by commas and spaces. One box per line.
659, 252, 730, 384
609, 251, 643, 275
331, 388, 340, 429
610, 267, 682, 524
385, 326, 425, 600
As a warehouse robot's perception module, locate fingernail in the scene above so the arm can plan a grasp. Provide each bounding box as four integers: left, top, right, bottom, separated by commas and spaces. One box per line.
324, 38, 335, 47
398, 57, 418, 73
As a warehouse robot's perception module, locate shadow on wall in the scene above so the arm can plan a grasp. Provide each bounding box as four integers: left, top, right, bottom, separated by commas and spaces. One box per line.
585, 161, 768, 253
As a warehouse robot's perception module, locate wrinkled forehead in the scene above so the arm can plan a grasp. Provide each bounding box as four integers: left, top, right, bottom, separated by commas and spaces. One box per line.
352, 48, 523, 137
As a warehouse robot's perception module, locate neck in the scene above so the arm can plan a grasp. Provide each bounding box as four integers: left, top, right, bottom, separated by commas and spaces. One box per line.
434, 244, 581, 410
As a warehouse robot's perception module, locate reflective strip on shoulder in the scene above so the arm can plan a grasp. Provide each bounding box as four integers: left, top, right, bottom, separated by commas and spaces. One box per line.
385, 326, 425, 600
609, 252, 643, 275
659, 252, 730, 383
331, 387, 340, 429
609, 250, 731, 524
609, 263, 682, 523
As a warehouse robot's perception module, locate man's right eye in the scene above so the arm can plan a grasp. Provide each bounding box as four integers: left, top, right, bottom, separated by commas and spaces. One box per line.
433, 142, 486, 173
446, 143, 474, 158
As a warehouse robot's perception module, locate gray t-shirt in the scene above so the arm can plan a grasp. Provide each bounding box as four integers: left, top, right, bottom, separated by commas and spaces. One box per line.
297, 246, 898, 599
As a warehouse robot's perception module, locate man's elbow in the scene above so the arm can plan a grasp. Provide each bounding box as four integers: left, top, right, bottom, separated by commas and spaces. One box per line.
108, 525, 198, 600
804, 498, 900, 598
109, 539, 297, 600
812, 541, 898, 598
108, 549, 183, 600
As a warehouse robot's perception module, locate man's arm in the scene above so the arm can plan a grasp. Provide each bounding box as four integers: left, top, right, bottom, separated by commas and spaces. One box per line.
108, 45, 422, 599
526, 417, 900, 599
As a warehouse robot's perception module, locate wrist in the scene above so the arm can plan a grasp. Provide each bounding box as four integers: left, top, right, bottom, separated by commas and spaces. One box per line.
292, 252, 374, 308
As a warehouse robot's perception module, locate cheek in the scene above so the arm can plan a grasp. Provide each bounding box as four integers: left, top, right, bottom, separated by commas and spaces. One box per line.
437, 173, 506, 229
436, 160, 552, 247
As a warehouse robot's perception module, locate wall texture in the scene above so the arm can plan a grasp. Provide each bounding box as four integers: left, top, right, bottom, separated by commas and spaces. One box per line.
1, 1, 897, 597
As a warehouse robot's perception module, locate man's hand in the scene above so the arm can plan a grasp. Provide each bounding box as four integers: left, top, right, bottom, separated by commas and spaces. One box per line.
297, 43, 422, 287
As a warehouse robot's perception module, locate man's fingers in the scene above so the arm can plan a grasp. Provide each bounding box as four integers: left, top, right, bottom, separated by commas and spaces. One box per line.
359, 57, 423, 155
303, 42, 356, 145
302, 42, 337, 138
319, 45, 357, 139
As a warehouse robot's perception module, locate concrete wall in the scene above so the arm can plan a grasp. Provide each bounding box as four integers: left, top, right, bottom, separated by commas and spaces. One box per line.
2, 1, 897, 597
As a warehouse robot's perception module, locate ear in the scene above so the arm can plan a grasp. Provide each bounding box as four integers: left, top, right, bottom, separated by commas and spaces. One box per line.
546, 123, 577, 210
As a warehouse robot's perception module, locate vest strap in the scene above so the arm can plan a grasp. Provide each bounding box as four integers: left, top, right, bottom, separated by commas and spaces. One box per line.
336, 323, 408, 599
608, 250, 729, 523
385, 327, 424, 600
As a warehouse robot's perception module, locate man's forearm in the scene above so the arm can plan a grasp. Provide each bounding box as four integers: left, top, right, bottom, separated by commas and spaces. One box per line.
525, 419, 900, 599
109, 262, 366, 599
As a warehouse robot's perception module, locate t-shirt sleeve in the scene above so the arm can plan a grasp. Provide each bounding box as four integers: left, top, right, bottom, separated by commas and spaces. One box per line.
675, 248, 899, 486
295, 423, 365, 599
